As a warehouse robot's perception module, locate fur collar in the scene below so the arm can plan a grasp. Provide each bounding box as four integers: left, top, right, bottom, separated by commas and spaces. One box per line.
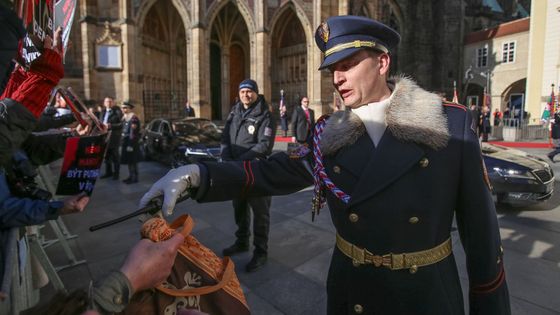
320, 76, 450, 156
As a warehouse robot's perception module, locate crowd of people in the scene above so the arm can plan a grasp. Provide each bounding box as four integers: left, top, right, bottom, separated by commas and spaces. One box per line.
0, 4, 188, 314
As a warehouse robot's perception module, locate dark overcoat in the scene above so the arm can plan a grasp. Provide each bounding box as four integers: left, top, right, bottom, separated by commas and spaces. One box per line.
120, 115, 141, 164
221, 95, 275, 161
100, 106, 123, 149
291, 106, 315, 143
192, 77, 510, 315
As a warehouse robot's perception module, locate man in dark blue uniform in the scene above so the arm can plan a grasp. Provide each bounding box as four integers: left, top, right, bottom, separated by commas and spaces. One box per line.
141, 16, 510, 314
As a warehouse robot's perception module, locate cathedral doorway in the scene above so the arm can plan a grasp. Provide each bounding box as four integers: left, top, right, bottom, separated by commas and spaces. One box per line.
140, 0, 187, 122
270, 7, 307, 117
209, 2, 249, 120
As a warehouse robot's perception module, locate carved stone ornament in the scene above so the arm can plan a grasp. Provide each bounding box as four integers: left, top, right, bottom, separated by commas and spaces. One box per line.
95, 21, 122, 45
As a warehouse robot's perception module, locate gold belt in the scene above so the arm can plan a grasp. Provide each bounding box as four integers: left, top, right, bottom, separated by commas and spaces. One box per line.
336, 233, 452, 271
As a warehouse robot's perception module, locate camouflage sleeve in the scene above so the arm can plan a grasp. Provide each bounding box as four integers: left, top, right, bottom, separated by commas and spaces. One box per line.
92, 271, 133, 314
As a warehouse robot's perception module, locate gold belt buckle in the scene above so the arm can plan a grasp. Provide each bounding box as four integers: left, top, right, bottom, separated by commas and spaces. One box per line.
364, 250, 385, 268
389, 253, 405, 270
351, 245, 365, 265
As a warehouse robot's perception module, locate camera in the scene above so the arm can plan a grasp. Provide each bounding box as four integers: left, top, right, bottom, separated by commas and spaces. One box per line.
7, 152, 52, 201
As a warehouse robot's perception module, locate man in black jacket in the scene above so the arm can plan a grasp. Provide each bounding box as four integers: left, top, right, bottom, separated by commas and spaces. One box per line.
220, 79, 275, 272
100, 97, 123, 179
291, 96, 315, 144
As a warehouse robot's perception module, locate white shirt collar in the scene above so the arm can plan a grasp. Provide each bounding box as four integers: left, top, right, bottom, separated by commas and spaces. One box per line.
351, 98, 390, 147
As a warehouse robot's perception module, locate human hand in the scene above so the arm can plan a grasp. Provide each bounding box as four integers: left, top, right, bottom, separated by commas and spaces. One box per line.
97, 123, 108, 133
75, 123, 91, 136
139, 164, 200, 216
119, 233, 185, 293
44, 27, 63, 55
59, 193, 90, 215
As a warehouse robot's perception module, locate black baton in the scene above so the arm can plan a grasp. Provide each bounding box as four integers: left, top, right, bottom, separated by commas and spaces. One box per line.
89, 194, 189, 232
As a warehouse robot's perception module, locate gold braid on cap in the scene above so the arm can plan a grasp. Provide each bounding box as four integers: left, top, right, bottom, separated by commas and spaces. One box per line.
325, 40, 388, 56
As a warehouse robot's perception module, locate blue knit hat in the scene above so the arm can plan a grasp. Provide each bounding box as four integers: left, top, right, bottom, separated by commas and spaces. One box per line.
238, 79, 258, 93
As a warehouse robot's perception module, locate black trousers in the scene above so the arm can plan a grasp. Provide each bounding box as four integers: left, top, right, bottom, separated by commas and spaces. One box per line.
232, 196, 271, 255
127, 163, 138, 180
104, 147, 120, 175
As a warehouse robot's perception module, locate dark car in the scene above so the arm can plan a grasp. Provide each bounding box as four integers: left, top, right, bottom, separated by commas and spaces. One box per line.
142, 118, 222, 167
482, 143, 554, 204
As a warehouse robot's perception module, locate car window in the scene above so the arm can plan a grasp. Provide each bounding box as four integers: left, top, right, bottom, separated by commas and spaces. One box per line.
150, 120, 161, 132
174, 122, 198, 135
161, 122, 171, 135
200, 121, 219, 132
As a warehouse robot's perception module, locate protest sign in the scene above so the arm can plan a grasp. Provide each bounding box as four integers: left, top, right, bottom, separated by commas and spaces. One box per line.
56, 133, 108, 196
54, 0, 76, 59
20, 0, 54, 65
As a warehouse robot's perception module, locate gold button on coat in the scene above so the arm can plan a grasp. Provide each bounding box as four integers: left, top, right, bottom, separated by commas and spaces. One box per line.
349, 213, 359, 223
419, 157, 429, 168
333, 165, 341, 174
409, 265, 418, 274
354, 304, 364, 314
409, 217, 419, 224
113, 295, 123, 305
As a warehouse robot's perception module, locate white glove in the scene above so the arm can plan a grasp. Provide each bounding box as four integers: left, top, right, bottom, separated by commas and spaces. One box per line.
139, 164, 200, 216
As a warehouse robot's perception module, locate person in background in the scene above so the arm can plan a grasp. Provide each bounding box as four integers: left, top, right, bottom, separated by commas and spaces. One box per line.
548, 111, 560, 163
480, 105, 491, 142
291, 96, 315, 144
493, 108, 502, 126
120, 101, 141, 184
100, 97, 123, 180
469, 104, 480, 136
279, 101, 288, 137
184, 100, 195, 118
220, 79, 275, 272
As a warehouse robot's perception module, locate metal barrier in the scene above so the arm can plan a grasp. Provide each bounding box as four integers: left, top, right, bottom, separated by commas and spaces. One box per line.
491, 119, 549, 141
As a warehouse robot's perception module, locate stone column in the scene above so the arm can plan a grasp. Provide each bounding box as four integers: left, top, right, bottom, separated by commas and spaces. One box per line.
310, 0, 327, 116
253, 0, 270, 102
189, 0, 209, 118
119, 0, 141, 118
79, 0, 98, 101
221, 45, 231, 117
190, 25, 209, 118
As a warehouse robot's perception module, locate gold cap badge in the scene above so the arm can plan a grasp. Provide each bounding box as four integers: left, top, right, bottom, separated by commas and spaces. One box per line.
318, 22, 329, 43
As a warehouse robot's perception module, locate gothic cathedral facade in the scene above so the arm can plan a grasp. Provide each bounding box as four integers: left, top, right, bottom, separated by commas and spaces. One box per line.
62, 0, 521, 122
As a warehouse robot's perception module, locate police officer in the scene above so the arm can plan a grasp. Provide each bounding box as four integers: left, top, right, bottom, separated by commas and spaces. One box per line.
141, 16, 510, 314
220, 79, 276, 272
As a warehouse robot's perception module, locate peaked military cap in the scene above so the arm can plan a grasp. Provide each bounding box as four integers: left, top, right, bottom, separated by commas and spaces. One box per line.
122, 100, 135, 109
314, 15, 401, 70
